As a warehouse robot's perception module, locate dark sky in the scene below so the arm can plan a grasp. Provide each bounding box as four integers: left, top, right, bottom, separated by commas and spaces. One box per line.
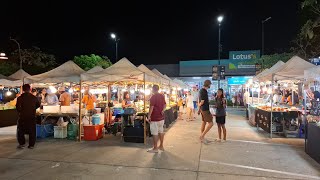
0, 0, 300, 65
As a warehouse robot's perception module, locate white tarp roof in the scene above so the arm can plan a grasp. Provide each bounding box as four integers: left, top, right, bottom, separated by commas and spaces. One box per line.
25, 61, 85, 83
86, 66, 104, 73
9, 69, 31, 80
273, 56, 315, 81
304, 66, 320, 81
151, 69, 171, 85
173, 78, 188, 89
255, 61, 285, 81
137, 64, 163, 84
0, 74, 22, 87
82, 58, 152, 83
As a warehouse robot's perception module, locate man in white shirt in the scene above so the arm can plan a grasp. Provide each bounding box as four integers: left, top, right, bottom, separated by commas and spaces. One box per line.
191, 86, 199, 118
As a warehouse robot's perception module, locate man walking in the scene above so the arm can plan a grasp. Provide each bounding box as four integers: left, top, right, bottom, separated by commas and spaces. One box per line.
198, 80, 213, 143
16, 84, 41, 149
147, 85, 166, 153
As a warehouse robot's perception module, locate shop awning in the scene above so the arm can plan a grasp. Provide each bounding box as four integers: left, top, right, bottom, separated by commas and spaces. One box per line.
25, 61, 85, 83
86, 66, 104, 73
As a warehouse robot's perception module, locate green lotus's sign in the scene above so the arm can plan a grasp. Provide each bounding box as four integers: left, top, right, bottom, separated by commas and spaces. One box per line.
229, 50, 260, 60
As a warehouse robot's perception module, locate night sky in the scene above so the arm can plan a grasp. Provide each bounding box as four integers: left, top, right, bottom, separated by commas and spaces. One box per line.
0, 0, 300, 65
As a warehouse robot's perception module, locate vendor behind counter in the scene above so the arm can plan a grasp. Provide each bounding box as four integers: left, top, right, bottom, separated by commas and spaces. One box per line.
82, 90, 97, 115
59, 87, 72, 106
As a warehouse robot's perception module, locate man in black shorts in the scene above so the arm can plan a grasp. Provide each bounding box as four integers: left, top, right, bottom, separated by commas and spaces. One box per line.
198, 80, 213, 143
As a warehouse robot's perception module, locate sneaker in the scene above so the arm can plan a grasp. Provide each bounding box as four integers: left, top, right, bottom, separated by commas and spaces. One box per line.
28, 146, 34, 149
221, 140, 227, 143
17, 145, 25, 149
214, 138, 221, 142
147, 148, 158, 153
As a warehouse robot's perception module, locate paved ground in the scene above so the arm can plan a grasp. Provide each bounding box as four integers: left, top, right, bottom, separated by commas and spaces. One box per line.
0, 108, 319, 180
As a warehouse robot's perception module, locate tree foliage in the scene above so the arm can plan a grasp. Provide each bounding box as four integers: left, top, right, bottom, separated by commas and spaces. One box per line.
252, 53, 294, 69
72, 54, 112, 71
0, 47, 57, 75
292, 0, 320, 59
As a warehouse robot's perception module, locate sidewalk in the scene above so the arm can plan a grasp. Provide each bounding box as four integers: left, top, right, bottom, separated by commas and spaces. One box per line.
0, 109, 319, 180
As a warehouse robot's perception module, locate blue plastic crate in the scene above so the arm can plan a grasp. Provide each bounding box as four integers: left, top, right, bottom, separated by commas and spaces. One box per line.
36, 124, 54, 138
113, 108, 124, 116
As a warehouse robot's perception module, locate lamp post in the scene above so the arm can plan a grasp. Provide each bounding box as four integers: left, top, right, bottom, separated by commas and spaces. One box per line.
110, 33, 119, 61
261, 17, 271, 68
217, 15, 223, 89
10, 37, 22, 69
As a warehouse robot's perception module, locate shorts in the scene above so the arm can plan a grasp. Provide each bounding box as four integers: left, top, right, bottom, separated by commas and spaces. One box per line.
216, 116, 226, 124
193, 101, 197, 109
201, 110, 213, 123
179, 106, 184, 112
150, 120, 164, 135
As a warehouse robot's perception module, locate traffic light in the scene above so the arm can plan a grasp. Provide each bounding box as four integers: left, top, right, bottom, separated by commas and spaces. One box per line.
212, 65, 218, 80
219, 65, 225, 80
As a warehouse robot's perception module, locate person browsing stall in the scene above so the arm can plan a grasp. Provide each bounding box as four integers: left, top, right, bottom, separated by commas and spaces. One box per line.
147, 85, 166, 153
16, 84, 41, 149
59, 87, 72, 106
215, 88, 227, 142
46, 89, 59, 105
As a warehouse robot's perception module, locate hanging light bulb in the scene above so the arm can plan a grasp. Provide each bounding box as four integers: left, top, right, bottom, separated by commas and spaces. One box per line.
122, 88, 126, 92
267, 88, 272, 94
81, 89, 85, 93
69, 88, 74, 93
6, 91, 12, 96
177, 87, 182, 91
112, 89, 117, 93
262, 87, 267, 92
49, 86, 57, 94
130, 89, 135, 94
284, 83, 288, 87
145, 89, 151, 95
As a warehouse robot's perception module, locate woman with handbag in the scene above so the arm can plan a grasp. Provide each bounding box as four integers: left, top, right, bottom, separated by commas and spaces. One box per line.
215, 88, 227, 142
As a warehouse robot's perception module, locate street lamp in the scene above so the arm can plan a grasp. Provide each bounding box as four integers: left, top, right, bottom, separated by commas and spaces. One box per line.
261, 17, 271, 68
0, 53, 8, 60
110, 33, 119, 61
10, 37, 22, 69
217, 15, 223, 89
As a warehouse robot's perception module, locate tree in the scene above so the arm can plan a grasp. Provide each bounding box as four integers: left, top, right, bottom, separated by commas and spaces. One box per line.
10, 46, 57, 74
252, 53, 294, 69
0, 61, 19, 76
72, 54, 112, 71
292, 0, 320, 59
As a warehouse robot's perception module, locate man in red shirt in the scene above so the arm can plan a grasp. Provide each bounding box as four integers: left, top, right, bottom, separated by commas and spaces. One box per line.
147, 85, 166, 153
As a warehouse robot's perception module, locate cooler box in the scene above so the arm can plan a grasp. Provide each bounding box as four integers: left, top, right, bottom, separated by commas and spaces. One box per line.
36, 124, 54, 138
61, 105, 78, 114
54, 126, 67, 138
83, 125, 103, 141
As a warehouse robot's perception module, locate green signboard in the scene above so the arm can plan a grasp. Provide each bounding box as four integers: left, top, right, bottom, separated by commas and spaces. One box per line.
229, 50, 260, 60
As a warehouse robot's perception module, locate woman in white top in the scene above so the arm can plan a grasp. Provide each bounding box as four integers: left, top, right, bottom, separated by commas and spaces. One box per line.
186, 92, 194, 121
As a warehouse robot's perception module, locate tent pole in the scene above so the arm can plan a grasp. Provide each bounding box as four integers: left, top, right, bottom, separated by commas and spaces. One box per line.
78, 80, 82, 142
303, 83, 307, 152
270, 74, 274, 139
143, 73, 146, 145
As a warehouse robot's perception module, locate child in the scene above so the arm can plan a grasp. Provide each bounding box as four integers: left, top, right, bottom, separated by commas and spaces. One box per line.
215, 88, 227, 142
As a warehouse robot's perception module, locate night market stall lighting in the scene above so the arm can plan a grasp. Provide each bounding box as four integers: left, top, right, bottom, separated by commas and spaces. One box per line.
49, 86, 57, 94
5, 91, 12, 96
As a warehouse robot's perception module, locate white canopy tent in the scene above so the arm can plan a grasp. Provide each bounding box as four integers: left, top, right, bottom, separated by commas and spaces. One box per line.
0, 74, 22, 87
304, 66, 320, 81
255, 61, 285, 82
151, 69, 171, 86
137, 64, 163, 84
86, 66, 104, 73
173, 78, 189, 89
9, 69, 31, 80
25, 61, 85, 84
81, 58, 147, 83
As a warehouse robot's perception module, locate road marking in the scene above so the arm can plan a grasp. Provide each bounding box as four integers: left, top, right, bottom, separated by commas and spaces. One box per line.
200, 159, 320, 179
227, 139, 304, 147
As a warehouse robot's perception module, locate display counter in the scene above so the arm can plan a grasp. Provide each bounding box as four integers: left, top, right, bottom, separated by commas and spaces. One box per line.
255, 108, 303, 137
306, 123, 320, 163
248, 104, 258, 126
0, 109, 18, 127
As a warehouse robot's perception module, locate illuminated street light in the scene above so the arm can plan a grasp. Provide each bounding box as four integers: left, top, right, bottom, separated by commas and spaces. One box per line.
0, 53, 8, 60
217, 16, 224, 23
110, 33, 119, 61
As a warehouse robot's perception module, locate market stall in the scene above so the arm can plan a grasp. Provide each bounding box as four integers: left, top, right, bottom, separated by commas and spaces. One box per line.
0, 74, 23, 127
81, 58, 179, 144
25, 61, 85, 140
304, 66, 320, 163
253, 56, 315, 138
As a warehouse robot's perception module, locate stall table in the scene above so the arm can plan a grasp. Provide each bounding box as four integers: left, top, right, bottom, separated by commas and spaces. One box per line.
306, 123, 320, 163
0, 109, 18, 127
